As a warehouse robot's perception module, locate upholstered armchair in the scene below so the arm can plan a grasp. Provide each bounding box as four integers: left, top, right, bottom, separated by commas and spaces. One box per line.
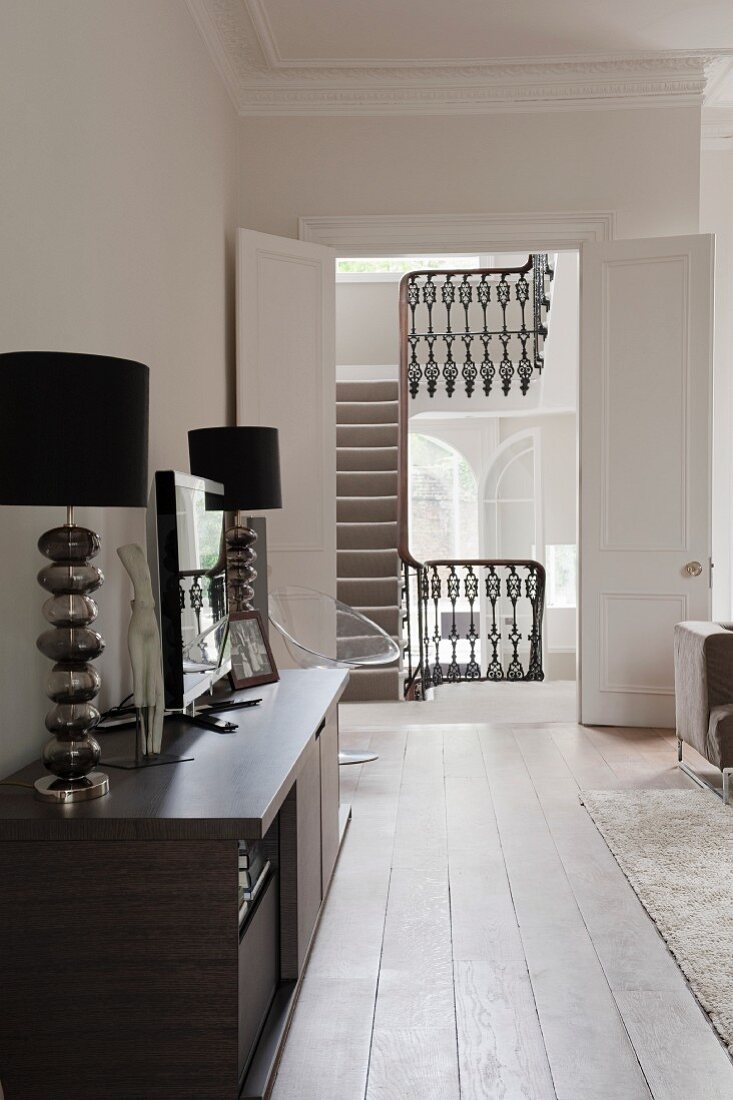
674, 622, 733, 803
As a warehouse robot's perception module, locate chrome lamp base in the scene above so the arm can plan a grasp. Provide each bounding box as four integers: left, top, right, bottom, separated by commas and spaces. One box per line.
34, 771, 109, 803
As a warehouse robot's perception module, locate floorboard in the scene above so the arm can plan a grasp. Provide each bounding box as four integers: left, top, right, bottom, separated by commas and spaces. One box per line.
373, 867, 454, 1030
515, 726, 688, 994
479, 726, 652, 1100
269, 693, 733, 1100
367, 1027, 460, 1100
615, 990, 733, 1100
446, 771, 555, 1099
455, 960, 555, 1100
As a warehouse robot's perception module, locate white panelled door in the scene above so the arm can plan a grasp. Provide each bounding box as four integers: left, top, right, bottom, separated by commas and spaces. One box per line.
580, 234, 714, 727
236, 229, 336, 607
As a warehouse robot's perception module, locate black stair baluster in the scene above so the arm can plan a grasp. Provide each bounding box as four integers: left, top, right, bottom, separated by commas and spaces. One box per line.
485, 566, 503, 680
506, 567, 524, 680
464, 565, 481, 681
446, 565, 461, 682
430, 565, 443, 686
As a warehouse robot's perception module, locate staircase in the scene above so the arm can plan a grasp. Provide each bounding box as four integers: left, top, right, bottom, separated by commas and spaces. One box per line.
336, 380, 401, 701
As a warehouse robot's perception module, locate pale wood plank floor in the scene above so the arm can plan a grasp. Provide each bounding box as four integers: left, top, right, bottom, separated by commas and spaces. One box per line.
269, 696, 733, 1100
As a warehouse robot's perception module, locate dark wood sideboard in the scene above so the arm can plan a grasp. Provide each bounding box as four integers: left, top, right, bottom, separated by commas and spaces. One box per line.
0, 668, 350, 1100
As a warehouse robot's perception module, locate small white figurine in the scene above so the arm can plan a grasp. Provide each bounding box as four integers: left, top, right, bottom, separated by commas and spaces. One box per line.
117, 543, 165, 756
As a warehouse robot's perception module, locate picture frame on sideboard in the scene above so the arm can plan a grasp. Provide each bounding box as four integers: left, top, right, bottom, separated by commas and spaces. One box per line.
229, 609, 279, 690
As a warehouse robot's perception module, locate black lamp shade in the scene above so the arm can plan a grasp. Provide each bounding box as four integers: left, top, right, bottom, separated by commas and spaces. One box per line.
188, 426, 282, 512
0, 351, 149, 507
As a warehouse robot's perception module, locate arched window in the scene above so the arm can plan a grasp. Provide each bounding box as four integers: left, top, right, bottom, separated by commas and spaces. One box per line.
482, 431, 541, 562
408, 434, 478, 562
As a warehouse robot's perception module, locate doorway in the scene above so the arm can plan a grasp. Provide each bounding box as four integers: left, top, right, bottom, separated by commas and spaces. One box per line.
334, 248, 580, 698
237, 217, 715, 726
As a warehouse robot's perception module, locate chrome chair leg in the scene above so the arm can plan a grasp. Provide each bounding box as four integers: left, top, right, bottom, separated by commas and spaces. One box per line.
678, 737, 733, 806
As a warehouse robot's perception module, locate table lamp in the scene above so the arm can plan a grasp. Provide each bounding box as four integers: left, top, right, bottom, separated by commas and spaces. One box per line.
188, 427, 282, 613
0, 351, 149, 802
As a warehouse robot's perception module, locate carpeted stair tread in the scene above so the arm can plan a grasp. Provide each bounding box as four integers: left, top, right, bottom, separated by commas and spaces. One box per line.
336, 635, 400, 663
341, 667, 401, 703
337, 423, 398, 448
337, 446, 398, 472
338, 576, 400, 606
337, 381, 398, 403
354, 605, 400, 634
336, 400, 399, 425
337, 470, 398, 496
338, 496, 397, 522
337, 549, 399, 578
338, 521, 398, 550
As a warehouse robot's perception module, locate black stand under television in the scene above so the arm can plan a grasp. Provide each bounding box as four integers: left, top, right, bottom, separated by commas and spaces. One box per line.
0, 669, 350, 1100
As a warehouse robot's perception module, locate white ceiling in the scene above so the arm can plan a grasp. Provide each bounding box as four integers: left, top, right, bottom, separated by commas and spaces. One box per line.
186, 0, 733, 128
253, 0, 733, 64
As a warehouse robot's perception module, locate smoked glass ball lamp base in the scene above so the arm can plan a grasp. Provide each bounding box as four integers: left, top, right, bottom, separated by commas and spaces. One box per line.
35, 515, 109, 802
226, 522, 258, 613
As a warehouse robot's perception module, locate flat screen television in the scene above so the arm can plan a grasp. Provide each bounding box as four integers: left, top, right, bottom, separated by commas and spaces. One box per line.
147, 470, 231, 709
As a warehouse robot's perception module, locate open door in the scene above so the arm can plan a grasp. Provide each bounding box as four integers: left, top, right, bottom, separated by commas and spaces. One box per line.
580, 234, 714, 726
236, 230, 336, 610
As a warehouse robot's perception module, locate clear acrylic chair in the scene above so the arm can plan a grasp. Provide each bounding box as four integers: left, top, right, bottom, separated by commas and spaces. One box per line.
268, 585, 401, 764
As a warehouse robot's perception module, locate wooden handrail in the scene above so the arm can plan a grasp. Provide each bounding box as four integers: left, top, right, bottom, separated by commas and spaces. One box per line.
424, 559, 545, 573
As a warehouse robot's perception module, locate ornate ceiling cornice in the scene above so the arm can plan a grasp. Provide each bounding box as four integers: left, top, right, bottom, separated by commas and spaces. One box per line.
186, 0, 727, 117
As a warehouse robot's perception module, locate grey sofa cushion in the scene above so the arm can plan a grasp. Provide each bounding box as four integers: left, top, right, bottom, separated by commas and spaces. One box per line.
674, 622, 733, 770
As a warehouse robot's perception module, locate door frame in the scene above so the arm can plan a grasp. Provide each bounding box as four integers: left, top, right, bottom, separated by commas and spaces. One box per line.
299, 211, 615, 255
300, 210, 617, 717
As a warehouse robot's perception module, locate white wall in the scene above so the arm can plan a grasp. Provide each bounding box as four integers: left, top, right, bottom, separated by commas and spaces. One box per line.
337, 281, 401, 367
0, 1, 238, 776
701, 148, 733, 620
240, 108, 701, 239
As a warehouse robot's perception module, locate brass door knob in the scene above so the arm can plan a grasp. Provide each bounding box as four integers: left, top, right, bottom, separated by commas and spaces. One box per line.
684, 561, 703, 577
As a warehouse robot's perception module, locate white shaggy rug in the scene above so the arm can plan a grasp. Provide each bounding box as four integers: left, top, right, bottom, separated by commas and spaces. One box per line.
582, 788, 733, 1050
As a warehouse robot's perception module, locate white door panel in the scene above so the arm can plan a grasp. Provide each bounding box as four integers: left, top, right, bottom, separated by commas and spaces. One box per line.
580, 235, 713, 726
236, 230, 337, 637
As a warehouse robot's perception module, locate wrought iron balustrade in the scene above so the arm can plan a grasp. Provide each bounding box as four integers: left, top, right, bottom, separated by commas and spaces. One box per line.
178, 569, 226, 636
400, 255, 553, 401
396, 258, 550, 697
401, 558, 545, 695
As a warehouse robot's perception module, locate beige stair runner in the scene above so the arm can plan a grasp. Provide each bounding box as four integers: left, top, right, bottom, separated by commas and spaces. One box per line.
336, 379, 401, 701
